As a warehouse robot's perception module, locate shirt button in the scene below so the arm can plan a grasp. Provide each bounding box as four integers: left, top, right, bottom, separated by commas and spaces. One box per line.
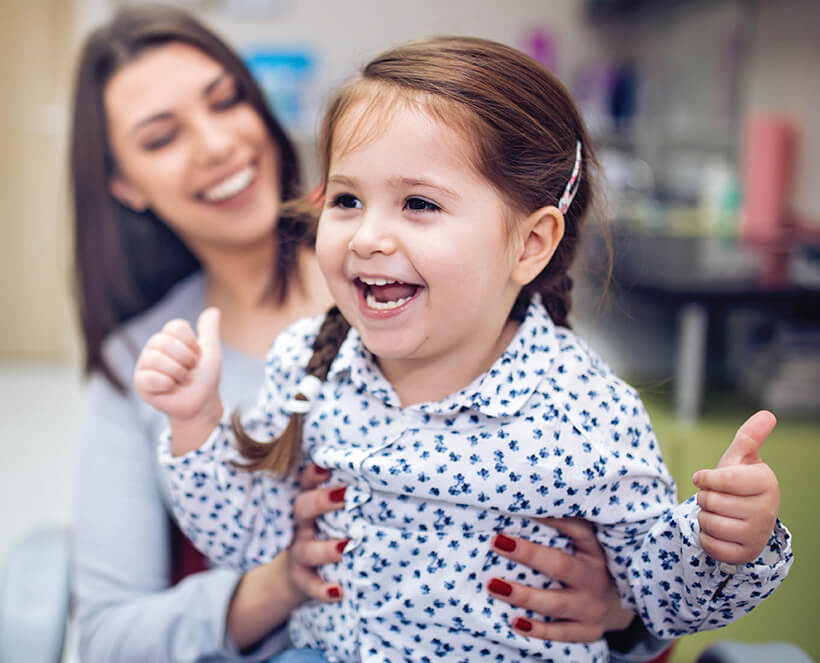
719, 562, 736, 574
349, 521, 364, 541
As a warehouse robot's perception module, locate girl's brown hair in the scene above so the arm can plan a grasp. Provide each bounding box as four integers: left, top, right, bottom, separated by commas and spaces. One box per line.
236, 36, 602, 475
71, 4, 307, 391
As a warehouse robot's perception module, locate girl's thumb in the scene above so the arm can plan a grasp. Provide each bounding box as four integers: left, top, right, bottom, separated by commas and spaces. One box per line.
196, 307, 222, 356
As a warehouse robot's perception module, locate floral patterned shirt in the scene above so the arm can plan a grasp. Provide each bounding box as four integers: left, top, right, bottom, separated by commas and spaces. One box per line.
159, 297, 792, 663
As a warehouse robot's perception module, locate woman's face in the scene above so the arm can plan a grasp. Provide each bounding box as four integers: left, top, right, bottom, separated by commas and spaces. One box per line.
104, 42, 281, 256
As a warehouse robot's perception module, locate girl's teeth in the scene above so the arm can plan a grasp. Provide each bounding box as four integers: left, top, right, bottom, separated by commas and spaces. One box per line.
203, 166, 255, 202
366, 293, 411, 310
360, 277, 396, 286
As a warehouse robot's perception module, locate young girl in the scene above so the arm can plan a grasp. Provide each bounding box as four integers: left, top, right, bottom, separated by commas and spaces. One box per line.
136, 37, 791, 662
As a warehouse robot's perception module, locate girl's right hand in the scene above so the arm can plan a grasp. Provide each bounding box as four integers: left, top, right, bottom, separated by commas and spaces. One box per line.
134, 308, 224, 453
287, 463, 349, 603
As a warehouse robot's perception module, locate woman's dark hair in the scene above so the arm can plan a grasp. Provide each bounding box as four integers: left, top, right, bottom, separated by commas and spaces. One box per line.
237, 36, 605, 475
71, 4, 306, 390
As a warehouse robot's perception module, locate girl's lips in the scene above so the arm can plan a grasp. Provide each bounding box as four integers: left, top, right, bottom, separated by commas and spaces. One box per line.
354, 277, 423, 318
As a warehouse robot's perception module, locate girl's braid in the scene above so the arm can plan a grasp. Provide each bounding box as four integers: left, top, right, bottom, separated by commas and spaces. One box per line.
233, 306, 351, 475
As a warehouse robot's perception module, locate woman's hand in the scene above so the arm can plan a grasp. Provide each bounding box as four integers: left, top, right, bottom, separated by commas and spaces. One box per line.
227, 463, 348, 648
288, 463, 349, 602
486, 517, 634, 642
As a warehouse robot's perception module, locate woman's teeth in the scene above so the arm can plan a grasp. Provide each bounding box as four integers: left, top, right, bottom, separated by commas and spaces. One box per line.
203, 166, 255, 202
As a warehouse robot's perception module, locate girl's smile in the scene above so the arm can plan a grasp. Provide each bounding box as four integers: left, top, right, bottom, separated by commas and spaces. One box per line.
316, 101, 526, 404
354, 275, 424, 315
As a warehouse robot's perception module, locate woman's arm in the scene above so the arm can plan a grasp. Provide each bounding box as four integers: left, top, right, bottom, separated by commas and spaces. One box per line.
73, 371, 290, 662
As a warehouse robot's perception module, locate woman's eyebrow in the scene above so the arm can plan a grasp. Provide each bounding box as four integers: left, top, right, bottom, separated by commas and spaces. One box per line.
202, 70, 229, 96
129, 71, 230, 135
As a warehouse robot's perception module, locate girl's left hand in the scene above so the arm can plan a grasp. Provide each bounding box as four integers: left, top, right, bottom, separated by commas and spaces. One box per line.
487, 517, 634, 642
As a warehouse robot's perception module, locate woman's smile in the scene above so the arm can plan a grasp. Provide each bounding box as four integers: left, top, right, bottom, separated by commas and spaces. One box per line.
200, 163, 258, 204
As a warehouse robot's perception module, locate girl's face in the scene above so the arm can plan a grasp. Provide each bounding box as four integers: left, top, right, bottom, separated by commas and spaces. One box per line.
316, 102, 529, 394
104, 42, 281, 257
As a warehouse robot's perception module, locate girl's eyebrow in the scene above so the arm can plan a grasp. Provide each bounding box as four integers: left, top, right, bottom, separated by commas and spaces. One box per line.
327, 174, 460, 201
393, 176, 460, 201
129, 70, 230, 135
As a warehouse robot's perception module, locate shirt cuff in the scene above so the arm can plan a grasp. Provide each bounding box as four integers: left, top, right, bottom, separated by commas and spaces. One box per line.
157, 415, 231, 470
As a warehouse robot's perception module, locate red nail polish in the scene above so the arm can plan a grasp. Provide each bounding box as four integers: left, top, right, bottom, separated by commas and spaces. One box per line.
514, 617, 533, 632
336, 539, 350, 554
494, 533, 517, 552
329, 486, 347, 503
488, 578, 513, 596
313, 465, 330, 475
327, 586, 341, 599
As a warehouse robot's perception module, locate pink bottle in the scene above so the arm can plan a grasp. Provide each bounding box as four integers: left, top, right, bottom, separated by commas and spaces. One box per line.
740, 113, 798, 245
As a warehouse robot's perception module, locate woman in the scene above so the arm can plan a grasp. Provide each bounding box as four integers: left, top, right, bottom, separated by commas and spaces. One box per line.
70, 5, 668, 662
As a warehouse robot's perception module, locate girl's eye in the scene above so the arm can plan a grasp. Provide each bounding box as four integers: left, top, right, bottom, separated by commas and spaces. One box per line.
404, 196, 440, 212
330, 193, 362, 209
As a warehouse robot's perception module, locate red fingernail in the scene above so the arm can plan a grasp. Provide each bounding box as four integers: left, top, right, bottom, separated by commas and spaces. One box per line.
494, 534, 517, 552
327, 586, 341, 599
336, 539, 350, 554
514, 617, 533, 632
488, 578, 513, 596
329, 487, 346, 503
313, 465, 330, 475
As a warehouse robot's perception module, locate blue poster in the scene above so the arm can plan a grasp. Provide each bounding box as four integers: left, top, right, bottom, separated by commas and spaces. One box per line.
244, 48, 316, 133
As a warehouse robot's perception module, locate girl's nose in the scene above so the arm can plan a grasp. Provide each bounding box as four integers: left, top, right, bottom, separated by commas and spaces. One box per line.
348, 213, 397, 257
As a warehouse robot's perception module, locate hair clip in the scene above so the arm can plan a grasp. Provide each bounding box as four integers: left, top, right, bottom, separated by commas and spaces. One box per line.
286, 374, 323, 414
557, 140, 582, 214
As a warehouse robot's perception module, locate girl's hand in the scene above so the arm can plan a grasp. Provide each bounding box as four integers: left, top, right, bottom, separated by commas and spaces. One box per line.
286, 463, 349, 603
692, 410, 780, 565
487, 518, 634, 642
133, 308, 224, 454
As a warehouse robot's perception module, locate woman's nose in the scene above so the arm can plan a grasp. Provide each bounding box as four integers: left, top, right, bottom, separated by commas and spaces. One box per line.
348, 212, 396, 257
191, 115, 234, 164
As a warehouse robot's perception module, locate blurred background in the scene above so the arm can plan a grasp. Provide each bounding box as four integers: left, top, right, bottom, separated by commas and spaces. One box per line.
1, 0, 817, 660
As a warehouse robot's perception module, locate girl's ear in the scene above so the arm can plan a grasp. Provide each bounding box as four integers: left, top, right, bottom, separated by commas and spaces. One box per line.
109, 173, 149, 212
510, 205, 565, 286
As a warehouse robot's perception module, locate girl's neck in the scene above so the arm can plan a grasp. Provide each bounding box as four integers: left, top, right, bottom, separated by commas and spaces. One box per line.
202, 242, 333, 358
381, 317, 520, 408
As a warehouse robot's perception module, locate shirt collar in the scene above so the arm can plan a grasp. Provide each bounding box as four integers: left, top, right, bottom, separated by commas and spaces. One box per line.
326, 296, 562, 417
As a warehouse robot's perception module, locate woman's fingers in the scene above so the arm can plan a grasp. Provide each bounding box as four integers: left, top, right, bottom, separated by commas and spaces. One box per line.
536, 517, 601, 557
299, 462, 332, 490
288, 558, 343, 603
290, 534, 349, 568
491, 532, 607, 595
511, 616, 605, 644
488, 578, 605, 625
293, 485, 346, 525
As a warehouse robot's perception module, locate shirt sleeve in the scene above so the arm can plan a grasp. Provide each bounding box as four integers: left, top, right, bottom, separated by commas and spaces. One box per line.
602, 495, 793, 639
73, 368, 290, 663
581, 391, 793, 640
157, 337, 304, 573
